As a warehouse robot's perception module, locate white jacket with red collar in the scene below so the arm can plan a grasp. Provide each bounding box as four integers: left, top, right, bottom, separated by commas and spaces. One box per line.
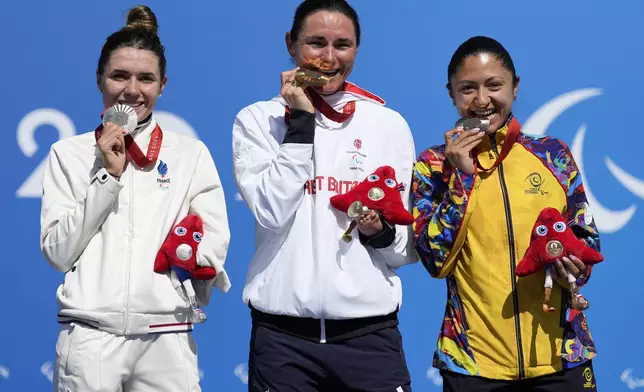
232, 83, 417, 321
40, 114, 231, 335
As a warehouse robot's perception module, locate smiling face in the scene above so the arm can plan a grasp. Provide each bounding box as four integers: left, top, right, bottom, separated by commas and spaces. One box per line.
97, 47, 166, 121
286, 10, 358, 95
449, 53, 519, 134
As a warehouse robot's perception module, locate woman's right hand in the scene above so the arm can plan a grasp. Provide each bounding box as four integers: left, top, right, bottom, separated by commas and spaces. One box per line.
444, 128, 486, 174
98, 122, 127, 177
281, 69, 314, 114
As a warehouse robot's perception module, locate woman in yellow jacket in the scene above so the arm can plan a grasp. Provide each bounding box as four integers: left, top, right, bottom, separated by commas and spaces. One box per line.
411, 36, 601, 391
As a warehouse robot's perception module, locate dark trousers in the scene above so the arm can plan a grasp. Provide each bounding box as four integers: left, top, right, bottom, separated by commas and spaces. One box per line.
248, 318, 412, 391
441, 360, 597, 392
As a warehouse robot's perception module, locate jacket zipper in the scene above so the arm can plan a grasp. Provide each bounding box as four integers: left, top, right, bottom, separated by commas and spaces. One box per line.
123, 166, 134, 334
311, 138, 327, 344
320, 241, 328, 345
319, 145, 327, 344
491, 136, 525, 379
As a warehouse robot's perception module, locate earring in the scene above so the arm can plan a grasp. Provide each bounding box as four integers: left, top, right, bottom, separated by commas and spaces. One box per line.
157, 93, 162, 98
513, 95, 517, 101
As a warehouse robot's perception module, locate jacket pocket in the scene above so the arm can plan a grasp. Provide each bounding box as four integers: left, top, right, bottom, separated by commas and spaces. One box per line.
57, 323, 103, 379
55, 324, 75, 377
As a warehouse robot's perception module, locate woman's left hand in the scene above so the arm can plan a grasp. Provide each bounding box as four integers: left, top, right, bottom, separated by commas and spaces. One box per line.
552, 255, 587, 287
356, 211, 383, 237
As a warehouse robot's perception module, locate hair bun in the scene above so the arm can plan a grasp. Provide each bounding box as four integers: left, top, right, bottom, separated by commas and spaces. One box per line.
125, 5, 158, 35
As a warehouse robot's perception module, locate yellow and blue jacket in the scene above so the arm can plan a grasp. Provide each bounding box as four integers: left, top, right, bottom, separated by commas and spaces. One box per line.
411, 117, 601, 380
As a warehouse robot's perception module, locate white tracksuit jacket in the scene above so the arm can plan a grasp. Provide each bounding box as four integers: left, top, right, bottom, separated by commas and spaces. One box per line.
232, 83, 417, 321
40, 115, 231, 335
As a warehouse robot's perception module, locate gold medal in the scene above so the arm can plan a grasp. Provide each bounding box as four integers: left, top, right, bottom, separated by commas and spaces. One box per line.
368, 187, 385, 201
294, 68, 330, 87
341, 201, 371, 242
546, 240, 564, 257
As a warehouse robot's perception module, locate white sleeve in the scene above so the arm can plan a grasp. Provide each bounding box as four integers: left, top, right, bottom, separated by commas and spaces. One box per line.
373, 116, 418, 268
232, 107, 314, 231
189, 141, 231, 305
40, 145, 123, 272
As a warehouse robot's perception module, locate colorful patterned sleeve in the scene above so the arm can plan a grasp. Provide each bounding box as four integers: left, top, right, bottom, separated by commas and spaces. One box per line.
559, 142, 601, 286
411, 146, 476, 278
540, 138, 601, 286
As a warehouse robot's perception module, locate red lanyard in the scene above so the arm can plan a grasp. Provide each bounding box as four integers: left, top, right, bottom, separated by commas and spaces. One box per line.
303, 86, 356, 122
475, 117, 521, 171
285, 84, 357, 124
94, 123, 163, 168
284, 81, 385, 125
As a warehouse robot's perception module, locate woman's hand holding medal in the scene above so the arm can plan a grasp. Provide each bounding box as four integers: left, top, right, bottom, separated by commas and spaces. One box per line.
98, 122, 128, 177
281, 69, 315, 114
281, 58, 334, 114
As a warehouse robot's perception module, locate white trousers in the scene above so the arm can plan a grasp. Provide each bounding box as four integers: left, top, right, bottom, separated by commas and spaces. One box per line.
53, 323, 201, 392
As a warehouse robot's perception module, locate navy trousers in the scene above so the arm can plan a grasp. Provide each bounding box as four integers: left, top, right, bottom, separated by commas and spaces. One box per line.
441, 360, 597, 392
248, 323, 412, 392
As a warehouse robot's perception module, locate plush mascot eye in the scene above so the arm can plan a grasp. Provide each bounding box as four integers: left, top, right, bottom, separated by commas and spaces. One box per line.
536, 225, 548, 236
368, 174, 379, 182
193, 232, 203, 243
174, 227, 187, 236
553, 221, 566, 232
384, 178, 397, 188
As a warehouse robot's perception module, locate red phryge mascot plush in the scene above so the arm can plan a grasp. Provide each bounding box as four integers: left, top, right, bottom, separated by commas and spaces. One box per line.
154, 215, 217, 323
516, 207, 603, 313
330, 166, 413, 242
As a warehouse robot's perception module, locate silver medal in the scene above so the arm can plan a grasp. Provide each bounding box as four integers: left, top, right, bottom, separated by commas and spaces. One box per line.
102, 104, 138, 134
455, 117, 490, 132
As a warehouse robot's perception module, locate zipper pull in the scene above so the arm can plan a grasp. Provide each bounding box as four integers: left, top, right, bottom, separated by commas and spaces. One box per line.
319, 318, 327, 344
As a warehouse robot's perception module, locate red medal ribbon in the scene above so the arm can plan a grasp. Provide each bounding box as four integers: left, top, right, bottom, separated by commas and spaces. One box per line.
284, 82, 384, 124
475, 116, 521, 171
94, 123, 163, 168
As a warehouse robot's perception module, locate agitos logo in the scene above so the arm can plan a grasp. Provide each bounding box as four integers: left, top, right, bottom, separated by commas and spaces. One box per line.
582, 367, 595, 389
525, 172, 548, 195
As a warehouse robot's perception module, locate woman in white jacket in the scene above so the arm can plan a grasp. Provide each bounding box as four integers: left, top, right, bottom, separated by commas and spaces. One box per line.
232, 0, 417, 390
40, 6, 230, 392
